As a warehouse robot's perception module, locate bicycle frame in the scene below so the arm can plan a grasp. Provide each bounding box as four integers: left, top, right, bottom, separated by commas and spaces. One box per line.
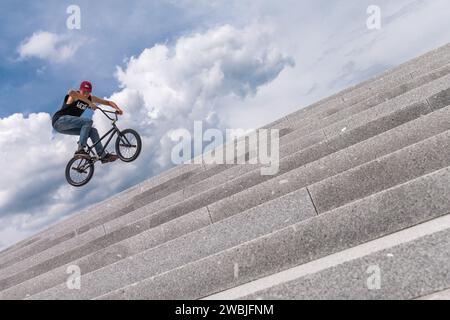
67, 107, 141, 187
85, 108, 131, 158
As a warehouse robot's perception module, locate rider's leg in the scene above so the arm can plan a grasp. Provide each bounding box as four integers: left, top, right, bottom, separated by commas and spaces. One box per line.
54, 116, 82, 133
53, 116, 83, 141
54, 127, 81, 136
54, 115, 91, 147
55, 116, 116, 161
89, 128, 118, 163
78, 118, 94, 150
89, 127, 105, 157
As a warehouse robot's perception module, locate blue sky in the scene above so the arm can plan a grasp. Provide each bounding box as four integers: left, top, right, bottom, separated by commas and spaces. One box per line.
1, 0, 450, 250
0, 0, 233, 117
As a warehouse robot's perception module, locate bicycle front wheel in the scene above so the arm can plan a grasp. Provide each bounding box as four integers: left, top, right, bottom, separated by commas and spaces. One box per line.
65, 157, 95, 187
115, 129, 142, 162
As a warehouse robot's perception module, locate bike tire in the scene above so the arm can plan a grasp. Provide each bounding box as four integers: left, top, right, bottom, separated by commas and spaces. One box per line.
115, 129, 142, 162
65, 157, 95, 187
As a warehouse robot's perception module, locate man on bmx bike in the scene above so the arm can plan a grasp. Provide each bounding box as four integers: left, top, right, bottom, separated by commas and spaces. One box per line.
52, 80, 123, 163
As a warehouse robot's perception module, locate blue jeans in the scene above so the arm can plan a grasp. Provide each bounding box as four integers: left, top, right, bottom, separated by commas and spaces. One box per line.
54, 115, 105, 156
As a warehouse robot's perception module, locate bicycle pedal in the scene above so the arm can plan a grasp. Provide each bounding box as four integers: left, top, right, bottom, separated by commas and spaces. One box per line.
74, 154, 90, 159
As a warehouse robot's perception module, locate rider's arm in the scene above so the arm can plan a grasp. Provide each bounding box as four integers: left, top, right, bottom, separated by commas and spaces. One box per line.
67, 90, 98, 110
91, 95, 124, 115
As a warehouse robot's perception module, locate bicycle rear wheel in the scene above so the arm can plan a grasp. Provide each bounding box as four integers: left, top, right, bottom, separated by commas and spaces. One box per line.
65, 157, 95, 187
115, 129, 142, 162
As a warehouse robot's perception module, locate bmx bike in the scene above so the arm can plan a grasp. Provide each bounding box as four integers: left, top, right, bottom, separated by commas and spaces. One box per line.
65, 108, 142, 187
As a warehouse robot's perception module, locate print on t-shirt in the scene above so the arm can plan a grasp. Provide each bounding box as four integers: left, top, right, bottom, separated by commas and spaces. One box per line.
76, 101, 89, 110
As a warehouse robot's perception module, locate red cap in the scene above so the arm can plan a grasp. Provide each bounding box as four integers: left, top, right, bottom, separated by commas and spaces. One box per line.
79, 81, 92, 93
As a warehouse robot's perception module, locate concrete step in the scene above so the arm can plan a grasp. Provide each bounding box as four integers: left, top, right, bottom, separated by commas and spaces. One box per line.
283, 63, 450, 138
92, 165, 450, 300
1, 101, 445, 293
11, 189, 316, 299
2, 88, 450, 285
416, 288, 450, 300
278, 42, 450, 128
9, 188, 316, 300
0, 163, 203, 261
23, 132, 450, 299
184, 63, 450, 198
207, 214, 450, 300
309, 130, 450, 214
4, 43, 450, 266
207, 107, 450, 220
99, 81, 450, 233
0, 44, 448, 300
4, 43, 449, 262
0, 127, 289, 267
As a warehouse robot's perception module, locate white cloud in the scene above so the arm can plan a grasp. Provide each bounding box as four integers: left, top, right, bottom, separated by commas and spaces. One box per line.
96, 23, 294, 170
214, 0, 450, 129
17, 31, 87, 63
3, 0, 450, 252
0, 23, 293, 250
0, 113, 78, 248
114, 24, 294, 118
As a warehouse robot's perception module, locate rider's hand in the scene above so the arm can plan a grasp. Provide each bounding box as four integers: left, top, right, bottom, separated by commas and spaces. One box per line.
109, 101, 123, 115
90, 103, 98, 111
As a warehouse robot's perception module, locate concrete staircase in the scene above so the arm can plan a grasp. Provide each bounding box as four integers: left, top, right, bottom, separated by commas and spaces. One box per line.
1, 43, 450, 300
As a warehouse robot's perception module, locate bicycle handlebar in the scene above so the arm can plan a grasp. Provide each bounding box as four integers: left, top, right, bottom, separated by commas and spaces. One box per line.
97, 107, 119, 121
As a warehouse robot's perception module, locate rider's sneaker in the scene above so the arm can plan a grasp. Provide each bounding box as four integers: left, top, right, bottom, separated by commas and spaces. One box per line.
74, 148, 90, 158
101, 153, 119, 164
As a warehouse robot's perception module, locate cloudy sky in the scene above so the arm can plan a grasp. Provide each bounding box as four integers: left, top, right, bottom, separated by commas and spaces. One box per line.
0, 0, 449, 251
